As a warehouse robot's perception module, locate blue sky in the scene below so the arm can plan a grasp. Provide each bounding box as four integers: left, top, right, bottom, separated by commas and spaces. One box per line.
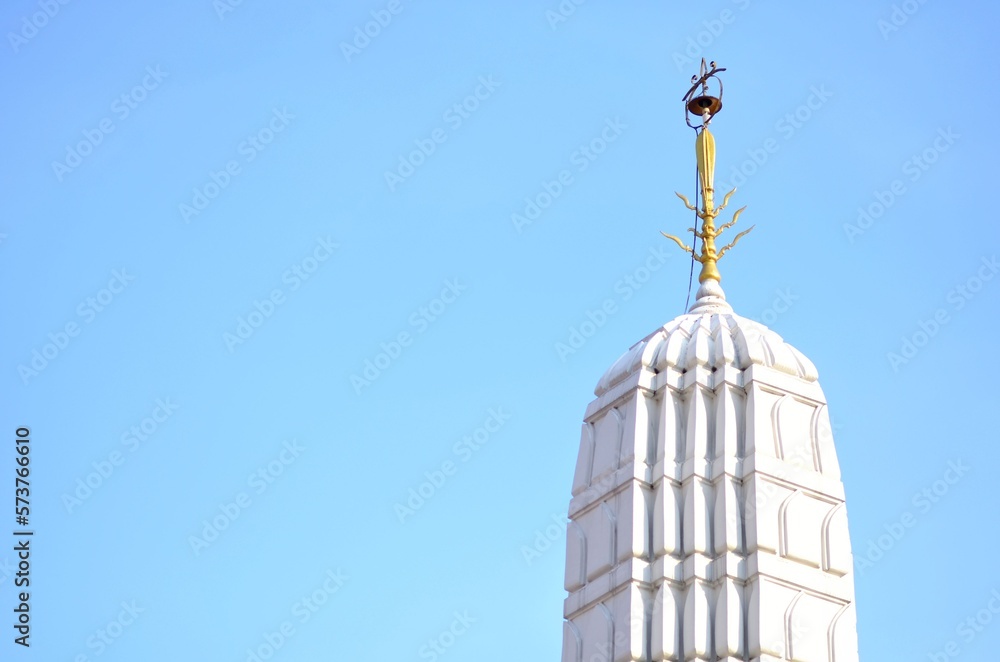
2, 1, 998, 660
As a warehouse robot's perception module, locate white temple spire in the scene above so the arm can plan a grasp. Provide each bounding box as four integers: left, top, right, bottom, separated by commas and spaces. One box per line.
560, 61, 859, 662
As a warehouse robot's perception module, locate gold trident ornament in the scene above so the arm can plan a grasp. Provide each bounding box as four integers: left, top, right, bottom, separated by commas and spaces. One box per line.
662, 59, 754, 283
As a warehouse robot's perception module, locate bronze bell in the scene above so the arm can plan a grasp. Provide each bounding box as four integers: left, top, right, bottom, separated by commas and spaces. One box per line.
687, 94, 722, 119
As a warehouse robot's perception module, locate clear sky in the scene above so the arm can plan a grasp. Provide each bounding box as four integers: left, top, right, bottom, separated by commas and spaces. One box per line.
2, 1, 999, 660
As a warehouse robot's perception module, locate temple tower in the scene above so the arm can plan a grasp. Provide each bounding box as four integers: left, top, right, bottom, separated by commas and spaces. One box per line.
561, 62, 859, 662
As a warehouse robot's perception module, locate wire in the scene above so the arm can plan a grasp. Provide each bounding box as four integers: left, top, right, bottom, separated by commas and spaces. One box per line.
683, 129, 700, 313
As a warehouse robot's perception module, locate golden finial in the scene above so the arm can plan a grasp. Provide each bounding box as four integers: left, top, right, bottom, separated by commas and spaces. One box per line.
662, 59, 754, 284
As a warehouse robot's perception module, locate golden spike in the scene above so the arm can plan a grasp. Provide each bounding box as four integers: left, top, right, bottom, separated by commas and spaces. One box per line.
660, 231, 693, 254
715, 206, 747, 234
717, 225, 755, 259
674, 191, 697, 211
716, 188, 737, 213
661, 181, 752, 283
660, 60, 753, 284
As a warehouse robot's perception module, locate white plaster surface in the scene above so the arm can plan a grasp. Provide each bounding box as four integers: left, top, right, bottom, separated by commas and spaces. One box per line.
562, 285, 859, 662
